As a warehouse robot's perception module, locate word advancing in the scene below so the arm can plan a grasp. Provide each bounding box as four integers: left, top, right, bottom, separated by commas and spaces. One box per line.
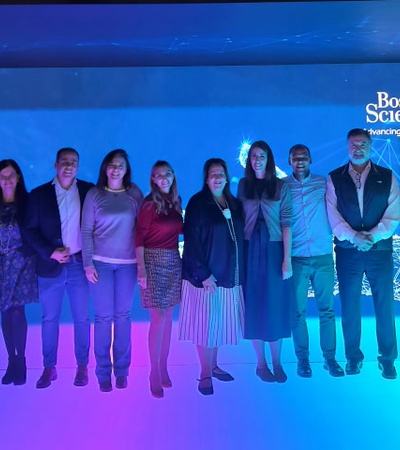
368, 127, 400, 138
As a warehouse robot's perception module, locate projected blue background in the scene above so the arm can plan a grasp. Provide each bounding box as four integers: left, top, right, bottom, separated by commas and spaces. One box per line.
1, 64, 400, 204
1, 3, 400, 450
1, 63, 400, 319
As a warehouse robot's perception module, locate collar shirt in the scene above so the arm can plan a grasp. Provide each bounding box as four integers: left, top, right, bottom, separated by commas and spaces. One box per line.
285, 173, 332, 257
53, 177, 81, 254
348, 161, 371, 218
326, 161, 400, 244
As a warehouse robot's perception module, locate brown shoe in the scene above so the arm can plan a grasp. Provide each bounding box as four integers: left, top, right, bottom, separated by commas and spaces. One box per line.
36, 367, 57, 389
116, 376, 127, 389
73, 365, 88, 387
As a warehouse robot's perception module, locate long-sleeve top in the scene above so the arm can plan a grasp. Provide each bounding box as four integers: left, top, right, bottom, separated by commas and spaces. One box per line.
237, 177, 292, 241
135, 194, 183, 250
81, 184, 143, 267
326, 161, 400, 245
284, 173, 333, 257
182, 188, 245, 288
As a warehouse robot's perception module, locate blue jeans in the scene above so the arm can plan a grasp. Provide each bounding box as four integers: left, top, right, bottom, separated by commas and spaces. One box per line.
291, 254, 336, 361
91, 261, 137, 382
38, 258, 90, 367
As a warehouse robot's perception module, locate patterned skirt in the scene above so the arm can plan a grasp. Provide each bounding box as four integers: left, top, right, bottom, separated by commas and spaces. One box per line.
139, 248, 182, 309
178, 280, 245, 348
0, 250, 38, 312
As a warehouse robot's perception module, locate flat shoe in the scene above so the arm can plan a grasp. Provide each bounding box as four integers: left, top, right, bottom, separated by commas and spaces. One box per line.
273, 365, 288, 383
212, 367, 234, 382
197, 376, 214, 395
255, 366, 275, 382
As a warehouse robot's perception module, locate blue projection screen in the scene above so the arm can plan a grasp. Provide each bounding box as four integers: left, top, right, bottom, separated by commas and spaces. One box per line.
1, 63, 400, 307
1, 64, 400, 199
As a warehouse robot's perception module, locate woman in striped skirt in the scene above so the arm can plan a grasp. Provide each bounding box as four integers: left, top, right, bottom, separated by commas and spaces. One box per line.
178, 158, 245, 395
136, 161, 183, 398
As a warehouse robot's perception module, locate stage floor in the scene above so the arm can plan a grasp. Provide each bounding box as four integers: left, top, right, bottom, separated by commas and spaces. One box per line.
1, 316, 400, 450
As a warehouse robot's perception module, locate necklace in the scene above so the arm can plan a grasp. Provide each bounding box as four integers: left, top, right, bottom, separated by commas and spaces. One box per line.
213, 196, 234, 240
213, 196, 240, 298
105, 186, 126, 193
0, 208, 15, 255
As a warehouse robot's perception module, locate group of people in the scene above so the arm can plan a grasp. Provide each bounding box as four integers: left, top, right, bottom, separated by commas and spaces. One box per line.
0, 127, 399, 397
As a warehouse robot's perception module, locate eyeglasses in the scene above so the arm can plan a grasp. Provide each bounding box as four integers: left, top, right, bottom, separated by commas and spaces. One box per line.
0, 173, 17, 182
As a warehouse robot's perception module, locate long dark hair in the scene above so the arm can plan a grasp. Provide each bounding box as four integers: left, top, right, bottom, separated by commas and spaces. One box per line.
150, 160, 182, 215
202, 158, 237, 209
96, 149, 132, 189
243, 140, 277, 199
0, 159, 29, 210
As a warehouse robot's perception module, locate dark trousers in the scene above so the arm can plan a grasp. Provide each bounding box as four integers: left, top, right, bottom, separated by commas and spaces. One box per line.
335, 247, 397, 363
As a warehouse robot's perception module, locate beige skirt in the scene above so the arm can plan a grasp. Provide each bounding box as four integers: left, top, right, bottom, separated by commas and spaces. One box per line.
178, 279, 244, 348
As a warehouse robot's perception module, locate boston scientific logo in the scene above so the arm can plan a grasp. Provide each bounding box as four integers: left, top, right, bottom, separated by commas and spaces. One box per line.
365, 92, 400, 138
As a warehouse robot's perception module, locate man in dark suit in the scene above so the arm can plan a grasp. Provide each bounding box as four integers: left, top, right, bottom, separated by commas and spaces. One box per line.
326, 128, 400, 379
25, 147, 93, 388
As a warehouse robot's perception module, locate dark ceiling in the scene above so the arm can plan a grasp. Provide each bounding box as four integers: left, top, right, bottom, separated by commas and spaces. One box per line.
1, 1, 400, 68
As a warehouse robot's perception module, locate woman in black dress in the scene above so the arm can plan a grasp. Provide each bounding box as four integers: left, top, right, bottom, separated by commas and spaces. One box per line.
0, 159, 38, 385
237, 141, 294, 383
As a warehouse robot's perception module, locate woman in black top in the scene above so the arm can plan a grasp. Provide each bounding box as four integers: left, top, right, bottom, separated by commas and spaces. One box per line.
178, 158, 245, 395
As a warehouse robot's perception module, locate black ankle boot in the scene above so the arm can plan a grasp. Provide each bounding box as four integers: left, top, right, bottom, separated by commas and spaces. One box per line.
2, 356, 15, 385
13, 356, 27, 385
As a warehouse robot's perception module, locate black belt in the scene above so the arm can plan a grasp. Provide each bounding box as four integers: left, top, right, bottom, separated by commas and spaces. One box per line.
68, 251, 82, 262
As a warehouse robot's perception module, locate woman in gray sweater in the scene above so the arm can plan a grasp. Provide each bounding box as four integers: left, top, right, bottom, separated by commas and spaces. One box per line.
82, 149, 143, 392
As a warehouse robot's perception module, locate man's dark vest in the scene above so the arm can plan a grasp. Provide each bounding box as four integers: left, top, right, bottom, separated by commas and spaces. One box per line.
329, 162, 392, 250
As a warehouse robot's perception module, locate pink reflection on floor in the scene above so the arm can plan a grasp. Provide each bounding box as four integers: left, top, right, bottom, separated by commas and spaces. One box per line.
1, 319, 400, 450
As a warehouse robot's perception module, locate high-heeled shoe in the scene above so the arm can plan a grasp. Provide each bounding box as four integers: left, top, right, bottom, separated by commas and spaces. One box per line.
149, 375, 164, 398
161, 373, 172, 388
